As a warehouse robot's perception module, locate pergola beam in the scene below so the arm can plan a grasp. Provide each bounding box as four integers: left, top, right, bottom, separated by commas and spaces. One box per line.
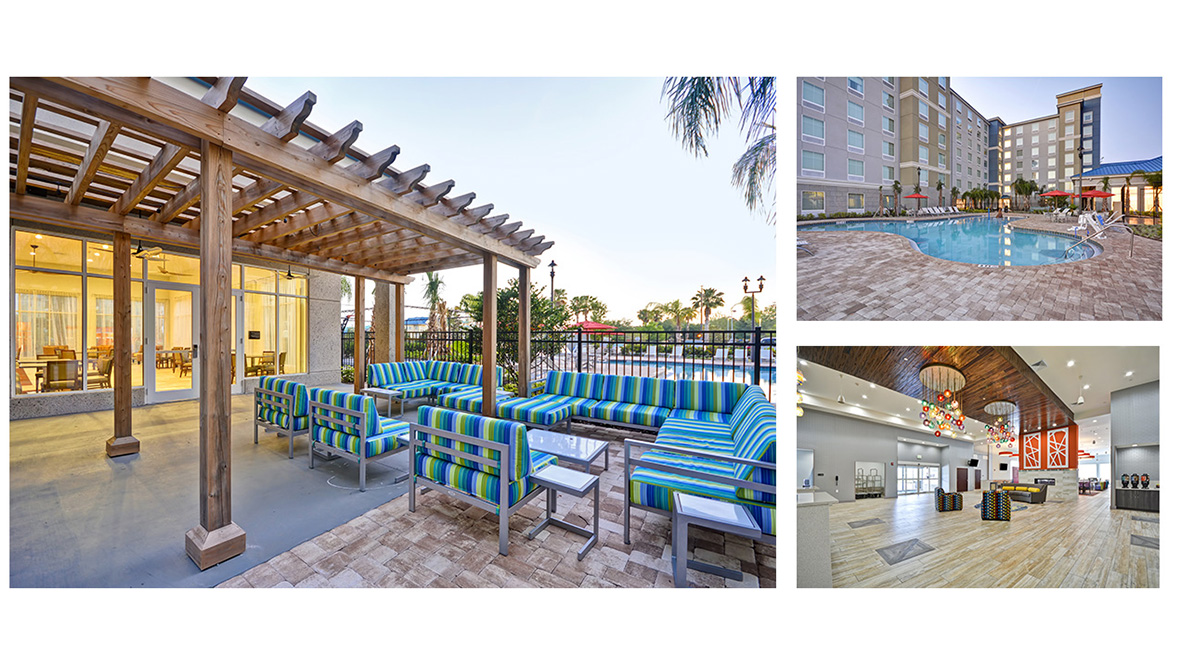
64, 119, 121, 206
10, 193, 412, 284
15, 92, 39, 195
110, 144, 189, 215
32, 78, 539, 267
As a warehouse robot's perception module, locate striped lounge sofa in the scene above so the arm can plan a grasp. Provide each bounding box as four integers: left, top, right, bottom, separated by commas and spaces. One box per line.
408, 406, 557, 555
981, 490, 1012, 521
308, 388, 411, 491
625, 384, 777, 545
254, 376, 310, 459
935, 487, 963, 512
366, 360, 503, 415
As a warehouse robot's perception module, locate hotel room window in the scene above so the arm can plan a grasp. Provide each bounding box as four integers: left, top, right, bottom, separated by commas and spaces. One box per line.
1065, 110, 1075, 122
801, 150, 825, 175
847, 193, 865, 210
1004, 139, 1011, 148
882, 165, 894, 182
1083, 153, 1093, 166
1083, 111, 1093, 124
1032, 147, 1039, 156
1048, 170, 1056, 180
801, 191, 824, 212
1065, 124, 1075, 137
882, 91, 895, 111
918, 145, 928, 165
802, 80, 825, 110
918, 100, 929, 120
847, 158, 864, 181
847, 77, 864, 96
882, 115, 895, 134
847, 100, 864, 125
1083, 125, 1092, 138
1065, 138, 1075, 152
938, 153, 946, 169
1082, 139, 1092, 151
801, 116, 825, 144
1016, 138, 1023, 147
938, 133, 946, 149
882, 77, 895, 87
918, 123, 928, 143
1048, 157, 1056, 167
938, 92, 946, 109
918, 78, 929, 97
938, 76, 946, 89
847, 129, 864, 153
938, 114, 946, 130
883, 141, 895, 158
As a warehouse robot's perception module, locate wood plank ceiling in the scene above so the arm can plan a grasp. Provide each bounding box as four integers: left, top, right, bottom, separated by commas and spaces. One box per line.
796, 346, 1075, 433
8, 77, 553, 282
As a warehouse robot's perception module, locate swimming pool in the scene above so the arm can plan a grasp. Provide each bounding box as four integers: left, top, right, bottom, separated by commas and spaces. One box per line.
799, 216, 1100, 266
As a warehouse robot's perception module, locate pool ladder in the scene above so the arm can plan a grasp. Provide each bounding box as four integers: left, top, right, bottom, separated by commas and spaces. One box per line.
1062, 213, 1135, 259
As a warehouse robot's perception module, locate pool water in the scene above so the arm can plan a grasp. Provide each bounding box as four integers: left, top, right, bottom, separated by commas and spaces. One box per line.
799, 216, 1100, 266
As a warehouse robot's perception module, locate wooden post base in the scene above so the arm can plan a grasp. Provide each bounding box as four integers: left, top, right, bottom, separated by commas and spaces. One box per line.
106, 435, 140, 457
185, 522, 247, 570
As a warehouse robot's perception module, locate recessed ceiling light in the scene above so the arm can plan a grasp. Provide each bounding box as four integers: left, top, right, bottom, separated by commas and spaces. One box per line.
1125, 371, 1134, 377
870, 384, 876, 389
861, 395, 868, 399
1067, 360, 1075, 367
906, 407, 911, 411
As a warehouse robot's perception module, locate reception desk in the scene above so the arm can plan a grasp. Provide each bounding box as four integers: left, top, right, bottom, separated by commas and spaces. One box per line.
1115, 488, 1160, 512
797, 491, 838, 588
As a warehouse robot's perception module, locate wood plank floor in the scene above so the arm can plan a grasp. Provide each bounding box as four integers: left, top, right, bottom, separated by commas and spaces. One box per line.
826, 491, 1159, 588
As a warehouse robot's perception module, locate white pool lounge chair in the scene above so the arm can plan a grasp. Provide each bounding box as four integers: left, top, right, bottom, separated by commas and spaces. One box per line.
797, 238, 815, 255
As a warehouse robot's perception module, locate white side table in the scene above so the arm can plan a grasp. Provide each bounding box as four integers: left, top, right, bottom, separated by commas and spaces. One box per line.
362, 387, 402, 417
526, 464, 600, 560
672, 493, 761, 588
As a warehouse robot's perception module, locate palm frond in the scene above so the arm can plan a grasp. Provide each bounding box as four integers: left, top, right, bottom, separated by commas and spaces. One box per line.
661, 77, 735, 158
731, 132, 776, 217
736, 77, 776, 143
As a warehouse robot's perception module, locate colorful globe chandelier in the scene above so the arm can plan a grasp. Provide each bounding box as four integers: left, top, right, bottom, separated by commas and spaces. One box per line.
984, 400, 1019, 448
917, 363, 966, 438
796, 369, 806, 418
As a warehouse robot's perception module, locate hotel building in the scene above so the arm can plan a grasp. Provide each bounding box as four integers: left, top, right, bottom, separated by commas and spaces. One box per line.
798, 78, 1103, 216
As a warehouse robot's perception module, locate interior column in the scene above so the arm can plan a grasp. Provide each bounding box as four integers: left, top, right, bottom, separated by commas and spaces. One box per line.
354, 276, 365, 394
105, 230, 139, 457
185, 140, 246, 570
482, 254, 497, 416
517, 266, 530, 398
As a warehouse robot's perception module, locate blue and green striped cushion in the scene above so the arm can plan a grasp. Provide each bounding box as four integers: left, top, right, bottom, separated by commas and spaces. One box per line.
401, 361, 428, 382
544, 371, 602, 399
455, 363, 481, 387
732, 414, 776, 502
314, 416, 408, 457
540, 394, 599, 418
675, 380, 747, 414
416, 450, 556, 509
495, 396, 573, 427
392, 379, 449, 398
654, 426, 735, 456
729, 385, 766, 423
658, 417, 734, 443
598, 375, 676, 409
630, 451, 775, 536
586, 400, 670, 428
437, 387, 510, 414
416, 406, 534, 480
257, 405, 309, 431
367, 363, 404, 389
257, 376, 310, 415
669, 409, 731, 424
309, 388, 381, 438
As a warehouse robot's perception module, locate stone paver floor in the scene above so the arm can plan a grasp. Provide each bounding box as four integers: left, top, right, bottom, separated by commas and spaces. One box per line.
797, 213, 1162, 321
219, 422, 776, 589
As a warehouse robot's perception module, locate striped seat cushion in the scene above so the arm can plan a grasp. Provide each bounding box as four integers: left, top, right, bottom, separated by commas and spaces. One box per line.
597, 375, 676, 409
585, 400, 670, 428
390, 379, 449, 398
675, 380, 747, 415
257, 405, 309, 431
309, 388, 381, 437
540, 394, 599, 418
416, 406, 534, 480
416, 450, 556, 509
732, 414, 776, 503
669, 409, 732, 424
544, 371, 603, 399
654, 425, 735, 455
257, 376, 310, 421
630, 451, 775, 536
313, 416, 408, 457
436, 387, 510, 414
426, 361, 460, 383
495, 396, 573, 427
401, 361, 428, 382
658, 417, 734, 442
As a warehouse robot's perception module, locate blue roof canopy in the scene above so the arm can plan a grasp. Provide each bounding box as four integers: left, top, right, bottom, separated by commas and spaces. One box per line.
1078, 156, 1162, 179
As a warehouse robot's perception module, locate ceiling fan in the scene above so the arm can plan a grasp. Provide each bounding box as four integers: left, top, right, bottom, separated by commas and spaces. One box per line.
154, 255, 192, 277
130, 240, 165, 261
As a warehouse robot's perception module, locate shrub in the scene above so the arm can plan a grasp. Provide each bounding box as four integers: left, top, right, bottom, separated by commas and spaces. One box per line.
341, 365, 354, 383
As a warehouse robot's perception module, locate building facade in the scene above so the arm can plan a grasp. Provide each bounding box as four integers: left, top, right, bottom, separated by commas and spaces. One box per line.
798, 78, 1103, 216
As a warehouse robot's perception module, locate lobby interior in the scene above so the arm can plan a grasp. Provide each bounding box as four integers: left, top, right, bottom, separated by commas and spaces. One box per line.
795, 346, 1159, 588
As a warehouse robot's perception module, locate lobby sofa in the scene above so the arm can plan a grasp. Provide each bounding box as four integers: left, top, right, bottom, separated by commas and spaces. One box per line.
993, 482, 1049, 504
935, 487, 963, 512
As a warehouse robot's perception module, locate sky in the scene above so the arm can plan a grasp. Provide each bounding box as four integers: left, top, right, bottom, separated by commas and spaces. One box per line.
951, 77, 1162, 163
247, 78, 778, 323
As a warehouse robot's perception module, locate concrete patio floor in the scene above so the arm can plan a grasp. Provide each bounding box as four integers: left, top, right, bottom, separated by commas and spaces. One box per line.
9, 385, 413, 588
10, 391, 776, 589
797, 213, 1162, 321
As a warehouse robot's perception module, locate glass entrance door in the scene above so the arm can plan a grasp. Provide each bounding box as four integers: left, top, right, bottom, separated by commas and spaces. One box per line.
898, 464, 941, 495
145, 284, 199, 403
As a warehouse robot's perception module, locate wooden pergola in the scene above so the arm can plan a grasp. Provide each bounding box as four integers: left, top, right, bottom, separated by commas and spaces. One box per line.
9, 77, 553, 569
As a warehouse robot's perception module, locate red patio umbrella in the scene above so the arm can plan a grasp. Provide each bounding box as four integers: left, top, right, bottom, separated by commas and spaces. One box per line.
1080, 189, 1114, 212
903, 192, 928, 214
571, 320, 621, 335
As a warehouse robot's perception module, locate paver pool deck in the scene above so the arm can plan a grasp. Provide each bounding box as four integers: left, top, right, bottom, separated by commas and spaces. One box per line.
797, 213, 1162, 321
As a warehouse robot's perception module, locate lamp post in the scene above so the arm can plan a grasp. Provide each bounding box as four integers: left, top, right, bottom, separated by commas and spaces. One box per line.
548, 260, 557, 305
742, 276, 765, 330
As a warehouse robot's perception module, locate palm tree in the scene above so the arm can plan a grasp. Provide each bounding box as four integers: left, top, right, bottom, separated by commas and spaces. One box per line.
936, 179, 944, 207
877, 185, 883, 216
340, 275, 352, 299
662, 77, 776, 224
570, 295, 595, 322
691, 287, 725, 328
423, 271, 444, 311
892, 180, 902, 216
951, 186, 960, 211
1101, 176, 1111, 213
738, 295, 759, 327
1125, 172, 1139, 214
1143, 171, 1163, 214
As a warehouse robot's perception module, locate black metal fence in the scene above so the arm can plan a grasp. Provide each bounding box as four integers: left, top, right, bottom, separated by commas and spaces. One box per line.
344, 328, 776, 401
341, 330, 374, 367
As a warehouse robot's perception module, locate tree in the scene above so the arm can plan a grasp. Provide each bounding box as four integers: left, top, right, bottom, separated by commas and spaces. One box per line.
422, 271, 448, 358
892, 180, 902, 216
1101, 176, 1111, 213
1143, 171, 1163, 214
738, 295, 760, 327
660, 299, 695, 331
877, 185, 884, 215
951, 186, 960, 211
636, 305, 662, 326
936, 179, 944, 207
661, 77, 776, 224
691, 286, 725, 328
340, 275, 351, 299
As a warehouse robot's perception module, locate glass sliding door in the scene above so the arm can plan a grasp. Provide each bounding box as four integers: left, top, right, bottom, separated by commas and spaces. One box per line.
145, 283, 199, 402
898, 464, 941, 495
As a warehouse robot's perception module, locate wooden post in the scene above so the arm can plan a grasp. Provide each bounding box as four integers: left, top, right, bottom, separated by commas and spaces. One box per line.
372, 281, 390, 364
354, 276, 365, 394
517, 266, 530, 398
185, 140, 246, 570
482, 253, 497, 416
105, 230, 139, 457
393, 282, 405, 362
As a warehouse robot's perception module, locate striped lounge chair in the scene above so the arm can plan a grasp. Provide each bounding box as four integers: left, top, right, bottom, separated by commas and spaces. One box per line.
409, 406, 557, 555
935, 487, 963, 512
981, 490, 1012, 521
308, 388, 410, 491
254, 376, 310, 459
669, 379, 749, 424
625, 385, 776, 545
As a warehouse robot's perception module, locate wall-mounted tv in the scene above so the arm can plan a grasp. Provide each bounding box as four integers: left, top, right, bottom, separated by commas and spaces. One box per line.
968, 458, 979, 467
999, 463, 1009, 471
